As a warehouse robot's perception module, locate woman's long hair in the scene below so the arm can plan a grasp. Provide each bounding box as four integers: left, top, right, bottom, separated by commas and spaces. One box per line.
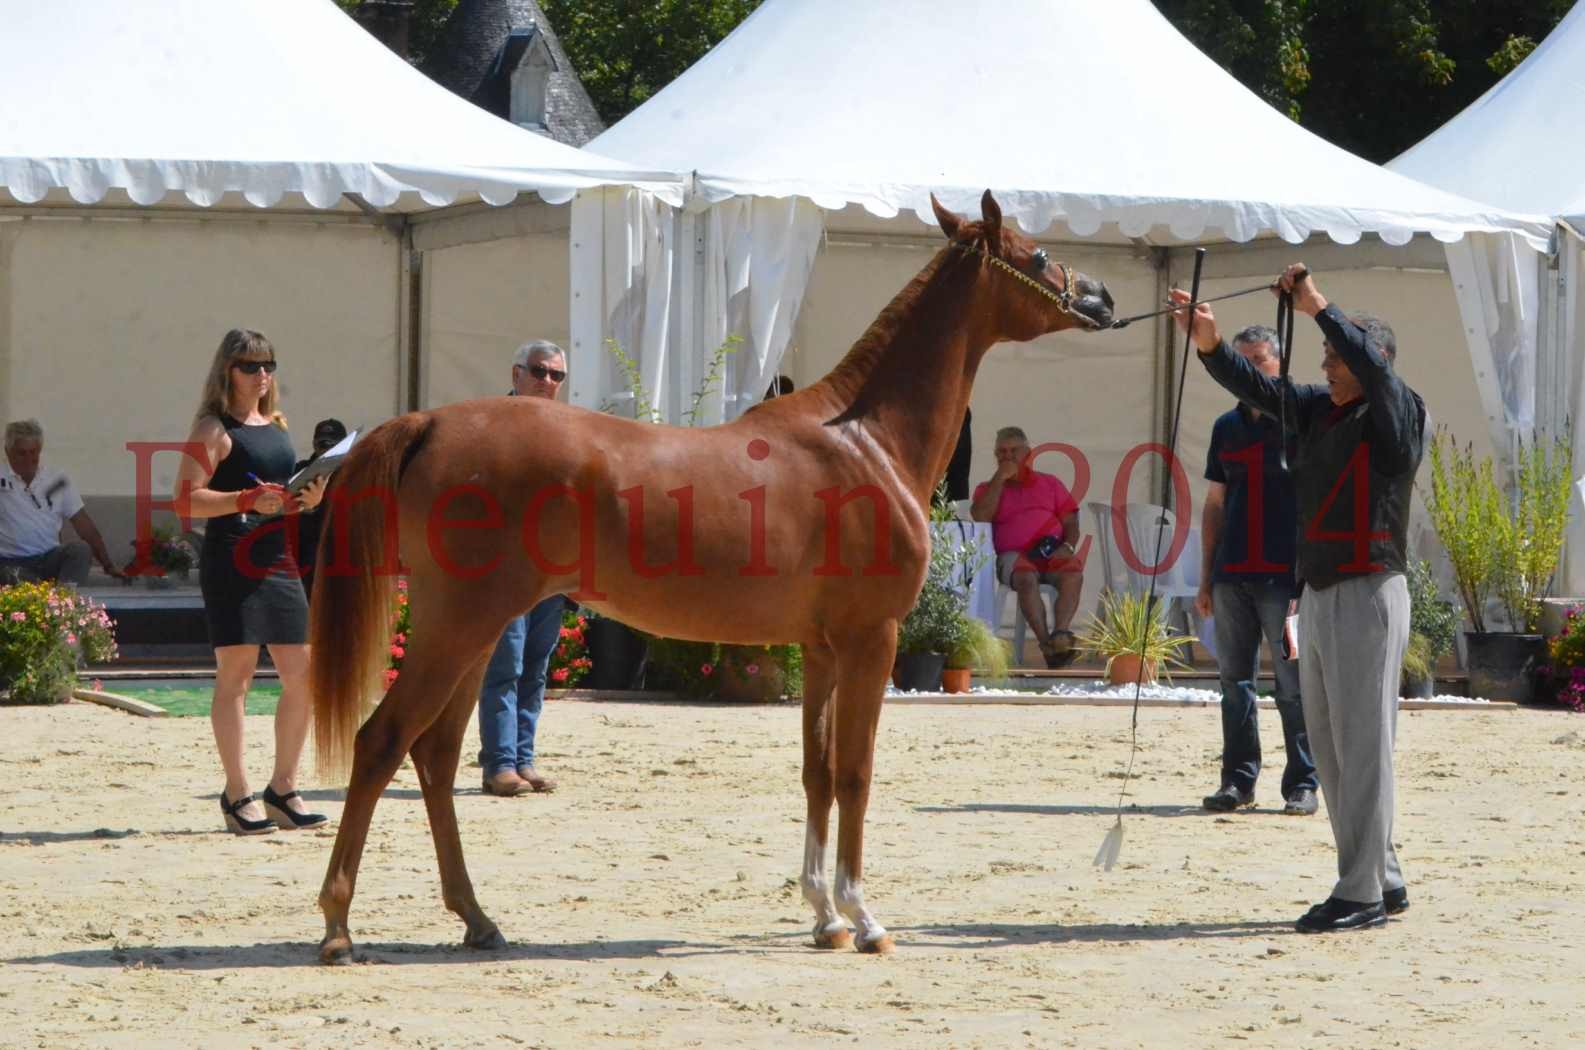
194, 328, 288, 429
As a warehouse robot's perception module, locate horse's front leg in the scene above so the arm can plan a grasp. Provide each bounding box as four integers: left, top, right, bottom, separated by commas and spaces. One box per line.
409, 654, 505, 951
830, 621, 898, 954
798, 641, 851, 949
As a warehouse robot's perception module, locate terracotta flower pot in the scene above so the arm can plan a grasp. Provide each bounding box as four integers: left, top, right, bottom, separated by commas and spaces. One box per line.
1105, 652, 1157, 686
940, 667, 972, 694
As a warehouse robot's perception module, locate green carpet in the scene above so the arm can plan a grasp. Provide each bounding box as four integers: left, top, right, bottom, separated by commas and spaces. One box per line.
113, 685, 281, 718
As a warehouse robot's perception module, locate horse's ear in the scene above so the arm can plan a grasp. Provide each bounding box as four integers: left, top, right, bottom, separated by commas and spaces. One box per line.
931, 194, 963, 239
980, 190, 1003, 239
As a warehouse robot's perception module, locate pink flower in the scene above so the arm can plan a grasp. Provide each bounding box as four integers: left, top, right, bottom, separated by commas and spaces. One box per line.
551, 667, 569, 683
745, 663, 760, 676
397, 578, 409, 591
389, 644, 406, 659
8, 611, 23, 622
394, 633, 407, 645
700, 663, 714, 675
382, 668, 400, 689
65, 633, 77, 645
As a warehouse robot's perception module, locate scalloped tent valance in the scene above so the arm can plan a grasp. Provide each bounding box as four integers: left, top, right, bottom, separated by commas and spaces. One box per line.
592, 0, 1546, 247
0, 0, 683, 211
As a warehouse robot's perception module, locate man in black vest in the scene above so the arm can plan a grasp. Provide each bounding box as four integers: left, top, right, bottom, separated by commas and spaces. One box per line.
1197, 325, 1317, 818
1173, 265, 1426, 933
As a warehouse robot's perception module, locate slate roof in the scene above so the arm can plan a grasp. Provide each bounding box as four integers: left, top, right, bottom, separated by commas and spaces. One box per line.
421, 0, 605, 148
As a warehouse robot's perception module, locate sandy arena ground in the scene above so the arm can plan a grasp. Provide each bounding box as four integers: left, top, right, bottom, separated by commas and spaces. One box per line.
2, 698, 1583, 1049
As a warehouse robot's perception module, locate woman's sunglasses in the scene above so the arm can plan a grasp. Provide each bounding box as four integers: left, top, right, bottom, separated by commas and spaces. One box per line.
233, 359, 278, 375
522, 363, 566, 383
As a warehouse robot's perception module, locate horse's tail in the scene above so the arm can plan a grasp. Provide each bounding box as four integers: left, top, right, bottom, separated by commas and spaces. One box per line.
311, 412, 432, 783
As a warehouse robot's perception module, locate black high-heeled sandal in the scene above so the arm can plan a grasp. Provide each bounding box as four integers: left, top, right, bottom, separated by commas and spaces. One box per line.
220, 790, 276, 836
261, 785, 328, 831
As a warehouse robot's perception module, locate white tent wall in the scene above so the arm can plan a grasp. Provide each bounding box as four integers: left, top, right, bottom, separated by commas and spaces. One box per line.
0, 211, 399, 560
417, 208, 574, 409
1560, 227, 1585, 593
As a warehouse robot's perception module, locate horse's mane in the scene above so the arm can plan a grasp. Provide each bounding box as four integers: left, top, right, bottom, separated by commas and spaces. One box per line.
819, 241, 978, 426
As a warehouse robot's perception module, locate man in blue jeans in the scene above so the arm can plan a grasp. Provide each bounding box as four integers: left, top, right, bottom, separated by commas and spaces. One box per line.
1195, 325, 1317, 817
478, 340, 569, 797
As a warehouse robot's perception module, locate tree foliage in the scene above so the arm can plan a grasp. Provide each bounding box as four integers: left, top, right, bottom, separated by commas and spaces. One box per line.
539, 0, 762, 124
335, 0, 459, 68
1151, 1, 1573, 161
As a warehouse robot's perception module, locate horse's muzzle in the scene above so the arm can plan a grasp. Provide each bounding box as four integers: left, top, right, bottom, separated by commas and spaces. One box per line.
1073, 275, 1114, 329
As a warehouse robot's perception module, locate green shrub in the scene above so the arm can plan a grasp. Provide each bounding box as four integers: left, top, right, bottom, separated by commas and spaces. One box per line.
0, 581, 117, 705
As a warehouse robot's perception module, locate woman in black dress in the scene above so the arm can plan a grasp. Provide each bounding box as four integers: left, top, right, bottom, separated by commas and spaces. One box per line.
174, 329, 330, 835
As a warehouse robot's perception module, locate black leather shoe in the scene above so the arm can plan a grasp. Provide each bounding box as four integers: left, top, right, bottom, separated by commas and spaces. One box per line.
1383, 886, 1409, 915
1202, 784, 1255, 812
261, 785, 328, 831
1295, 897, 1387, 933
1282, 788, 1319, 815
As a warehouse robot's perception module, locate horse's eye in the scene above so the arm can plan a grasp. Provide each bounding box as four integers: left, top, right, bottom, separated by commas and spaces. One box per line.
1030, 249, 1049, 272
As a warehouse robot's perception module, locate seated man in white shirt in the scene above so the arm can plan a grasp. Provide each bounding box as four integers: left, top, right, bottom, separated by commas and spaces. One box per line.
0, 419, 123, 586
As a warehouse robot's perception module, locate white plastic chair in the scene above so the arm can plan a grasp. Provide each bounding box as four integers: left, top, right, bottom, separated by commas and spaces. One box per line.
1117, 503, 1208, 657
995, 578, 1060, 666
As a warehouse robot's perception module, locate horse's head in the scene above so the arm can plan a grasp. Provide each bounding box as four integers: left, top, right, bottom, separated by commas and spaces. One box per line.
931, 191, 1114, 336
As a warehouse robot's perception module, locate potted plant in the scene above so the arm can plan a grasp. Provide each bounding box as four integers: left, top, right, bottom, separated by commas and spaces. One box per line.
942, 617, 1010, 694
1, 581, 118, 704
1539, 606, 1585, 712
1402, 560, 1457, 698
547, 606, 593, 689
129, 525, 196, 588
645, 637, 802, 701
894, 569, 971, 691
1076, 590, 1196, 686
584, 610, 650, 690
1425, 431, 1572, 701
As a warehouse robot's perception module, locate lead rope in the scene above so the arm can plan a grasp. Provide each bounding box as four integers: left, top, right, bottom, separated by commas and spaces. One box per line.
1095, 247, 1206, 871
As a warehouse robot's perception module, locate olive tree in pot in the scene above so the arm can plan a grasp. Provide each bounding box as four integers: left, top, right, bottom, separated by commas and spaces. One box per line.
1401, 560, 1458, 698
1425, 431, 1572, 702
895, 574, 969, 692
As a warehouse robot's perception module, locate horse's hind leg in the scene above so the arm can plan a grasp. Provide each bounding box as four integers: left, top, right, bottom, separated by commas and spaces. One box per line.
798, 641, 851, 949
409, 653, 505, 950
830, 621, 898, 954
318, 648, 478, 965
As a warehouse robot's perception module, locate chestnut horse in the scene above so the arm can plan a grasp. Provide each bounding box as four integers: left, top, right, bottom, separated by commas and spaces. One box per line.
308, 190, 1114, 963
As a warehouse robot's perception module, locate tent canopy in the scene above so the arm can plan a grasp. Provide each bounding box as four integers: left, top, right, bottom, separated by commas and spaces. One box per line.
0, 0, 682, 211
592, 0, 1546, 247
1390, 1, 1585, 228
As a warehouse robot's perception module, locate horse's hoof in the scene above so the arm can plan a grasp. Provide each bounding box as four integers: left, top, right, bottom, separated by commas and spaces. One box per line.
856, 933, 895, 955
464, 926, 507, 951
812, 926, 854, 950
319, 937, 355, 966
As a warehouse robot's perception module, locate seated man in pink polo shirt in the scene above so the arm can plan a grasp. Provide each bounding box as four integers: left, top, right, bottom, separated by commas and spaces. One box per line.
970, 425, 1083, 668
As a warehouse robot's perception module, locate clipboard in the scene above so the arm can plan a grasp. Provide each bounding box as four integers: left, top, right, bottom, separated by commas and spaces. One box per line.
286, 428, 359, 495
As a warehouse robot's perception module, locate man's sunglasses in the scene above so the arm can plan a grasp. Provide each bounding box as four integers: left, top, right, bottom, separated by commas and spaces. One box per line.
233, 359, 278, 375
521, 363, 566, 383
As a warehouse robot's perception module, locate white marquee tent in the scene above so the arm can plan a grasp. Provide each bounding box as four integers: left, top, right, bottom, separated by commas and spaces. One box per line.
1390, 0, 1585, 590
583, 0, 1548, 438
0, 0, 682, 553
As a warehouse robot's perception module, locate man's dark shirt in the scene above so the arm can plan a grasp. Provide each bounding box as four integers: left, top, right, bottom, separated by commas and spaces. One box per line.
1199, 304, 1426, 590
1205, 403, 1298, 590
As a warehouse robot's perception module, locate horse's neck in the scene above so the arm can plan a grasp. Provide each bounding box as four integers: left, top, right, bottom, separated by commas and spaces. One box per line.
815, 251, 992, 495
